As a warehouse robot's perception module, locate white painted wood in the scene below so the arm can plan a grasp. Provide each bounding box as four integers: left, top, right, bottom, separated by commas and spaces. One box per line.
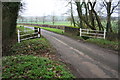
20, 32, 38, 37
21, 36, 38, 41
38, 28, 40, 38
18, 30, 20, 43
104, 29, 106, 39
18, 27, 41, 43
87, 29, 89, 34
80, 28, 82, 37
80, 28, 106, 39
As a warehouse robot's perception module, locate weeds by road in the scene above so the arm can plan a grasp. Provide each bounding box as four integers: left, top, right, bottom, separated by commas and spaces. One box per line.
3, 54, 74, 78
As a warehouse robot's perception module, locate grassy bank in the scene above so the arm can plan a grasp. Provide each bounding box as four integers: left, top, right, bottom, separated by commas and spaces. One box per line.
2, 38, 75, 78
64, 32, 118, 51
2, 26, 75, 78
86, 38, 119, 51
17, 21, 72, 26
3, 55, 74, 78
41, 27, 64, 34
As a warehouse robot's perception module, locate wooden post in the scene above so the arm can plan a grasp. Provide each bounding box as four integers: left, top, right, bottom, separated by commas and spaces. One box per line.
87, 29, 89, 34
18, 30, 20, 43
38, 28, 41, 38
80, 28, 82, 37
104, 29, 106, 39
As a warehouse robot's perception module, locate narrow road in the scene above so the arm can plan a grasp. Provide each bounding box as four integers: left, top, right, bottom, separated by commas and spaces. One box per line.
41, 29, 119, 78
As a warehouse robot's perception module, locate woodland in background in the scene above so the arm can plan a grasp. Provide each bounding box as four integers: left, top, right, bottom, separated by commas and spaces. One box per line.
2, 2, 22, 56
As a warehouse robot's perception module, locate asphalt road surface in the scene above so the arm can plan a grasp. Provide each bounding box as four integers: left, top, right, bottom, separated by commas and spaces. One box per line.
41, 29, 119, 78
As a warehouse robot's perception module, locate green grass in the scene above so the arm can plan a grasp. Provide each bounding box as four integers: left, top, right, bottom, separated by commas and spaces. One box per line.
41, 27, 64, 34
87, 38, 119, 51
9, 38, 52, 55
3, 37, 75, 78
2, 55, 75, 78
18, 21, 72, 26
17, 25, 34, 35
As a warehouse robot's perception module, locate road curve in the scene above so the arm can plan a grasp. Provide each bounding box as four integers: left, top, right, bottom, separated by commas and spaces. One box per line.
41, 29, 119, 78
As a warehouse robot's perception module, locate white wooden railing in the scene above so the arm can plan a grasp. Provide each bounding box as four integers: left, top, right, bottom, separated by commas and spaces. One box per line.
17, 28, 41, 43
80, 28, 106, 39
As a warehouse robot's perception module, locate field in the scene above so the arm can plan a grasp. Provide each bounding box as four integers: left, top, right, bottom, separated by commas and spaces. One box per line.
18, 21, 72, 26
17, 20, 118, 33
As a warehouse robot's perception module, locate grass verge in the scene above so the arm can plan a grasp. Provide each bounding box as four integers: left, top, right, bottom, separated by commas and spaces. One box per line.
64, 32, 118, 51
2, 38, 75, 78
40, 27, 64, 35
9, 38, 53, 56
2, 55, 74, 78
86, 38, 119, 51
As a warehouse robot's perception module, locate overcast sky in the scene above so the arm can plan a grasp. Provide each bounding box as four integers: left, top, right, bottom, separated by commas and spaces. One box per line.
20, 0, 119, 17
21, 0, 70, 17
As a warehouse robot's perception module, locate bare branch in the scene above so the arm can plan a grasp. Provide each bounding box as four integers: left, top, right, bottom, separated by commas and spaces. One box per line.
103, 1, 107, 9
110, 1, 120, 15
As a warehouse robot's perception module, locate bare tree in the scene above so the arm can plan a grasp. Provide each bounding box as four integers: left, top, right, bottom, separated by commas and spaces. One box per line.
51, 13, 57, 25
70, 0, 76, 27
103, 0, 120, 35
75, 1, 96, 30
65, 0, 76, 27
88, 1, 104, 31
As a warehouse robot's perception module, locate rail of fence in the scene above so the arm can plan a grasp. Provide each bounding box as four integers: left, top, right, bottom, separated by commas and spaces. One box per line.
80, 28, 106, 39
17, 28, 41, 43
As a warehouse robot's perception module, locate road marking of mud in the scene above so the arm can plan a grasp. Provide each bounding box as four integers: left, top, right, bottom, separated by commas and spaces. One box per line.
52, 36, 94, 60
52, 36, 69, 46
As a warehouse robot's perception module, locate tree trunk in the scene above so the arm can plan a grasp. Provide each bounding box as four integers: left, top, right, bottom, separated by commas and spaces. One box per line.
106, 14, 112, 36
93, 9, 104, 31
2, 2, 21, 56
75, 2, 83, 28
89, 10, 95, 28
70, 2, 76, 27
89, 2, 104, 31
106, 1, 113, 37
76, 2, 96, 30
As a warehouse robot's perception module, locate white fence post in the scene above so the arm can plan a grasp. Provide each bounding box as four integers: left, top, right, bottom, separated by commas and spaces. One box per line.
103, 29, 106, 39
38, 28, 40, 38
80, 28, 82, 37
87, 29, 89, 34
18, 30, 20, 43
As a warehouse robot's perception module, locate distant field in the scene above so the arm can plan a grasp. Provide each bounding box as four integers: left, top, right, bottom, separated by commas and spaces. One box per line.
17, 20, 118, 33
17, 21, 72, 26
